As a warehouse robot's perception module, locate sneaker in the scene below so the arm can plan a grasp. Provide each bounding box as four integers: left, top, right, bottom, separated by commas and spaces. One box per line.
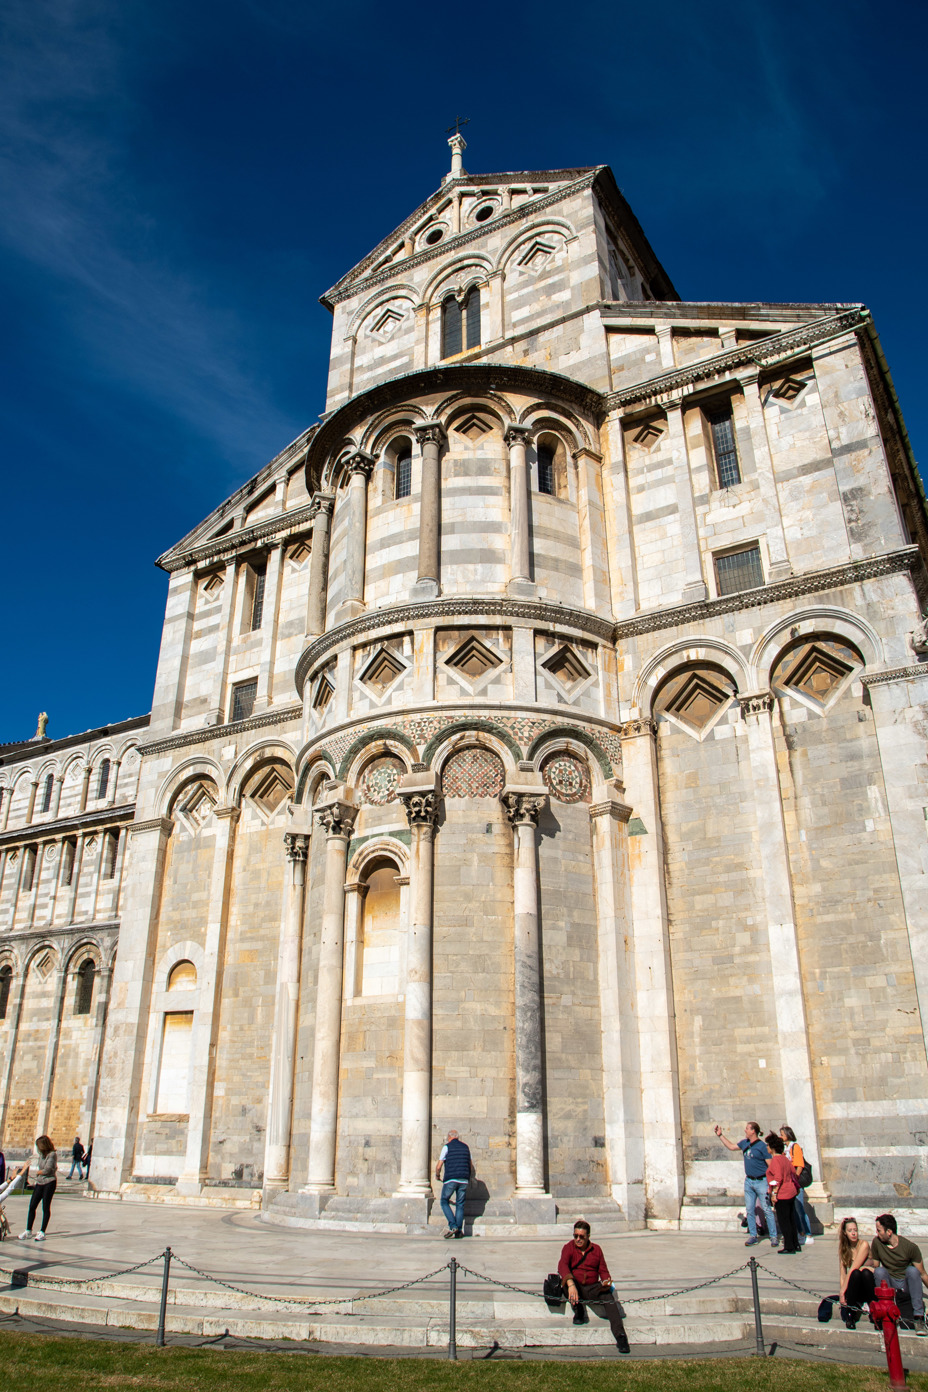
616, 1333, 630, 1354
744, 1237, 760, 1247
34, 1233, 45, 1242
804, 1236, 814, 1246
18, 1231, 31, 1241
453, 1228, 464, 1239
443, 1228, 455, 1239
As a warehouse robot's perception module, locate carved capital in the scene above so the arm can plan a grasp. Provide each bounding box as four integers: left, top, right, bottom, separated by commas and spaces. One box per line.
502, 791, 547, 827
398, 790, 441, 829
589, 799, 633, 823
413, 422, 446, 449
618, 718, 656, 740
311, 492, 335, 519
315, 801, 358, 839
213, 805, 240, 824
129, 816, 174, 838
738, 692, 775, 718
346, 451, 375, 480
504, 424, 531, 449
284, 832, 310, 862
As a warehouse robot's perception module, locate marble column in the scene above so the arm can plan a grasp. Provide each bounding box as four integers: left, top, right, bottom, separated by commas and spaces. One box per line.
255, 542, 285, 710
737, 370, 791, 579
81, 961, 114, 1143
50, 775, 64, 820
502, 780, 554, 1220
35, 961, 69, 1137
303, 797, 358, 1201
413, 423, 444, 600
178, 805, 239, 1194
393, 774, 440, 1215
264, 831, 310, 1191
505, 425, 534, 598
337, 453, 374, 622
306, 494, 334, 637
79, 765, 92, 812
105, 760, 122, 808
0, 967, 28, 1141
618, 719, 685, 1219
665, 400, 707, 602
64, 833, 87, 924
601, 410, 639, 619
25, 779, 39, 824
589, 788, 646, 1223
204, 558, 238, 726
740, 692, 823, 1179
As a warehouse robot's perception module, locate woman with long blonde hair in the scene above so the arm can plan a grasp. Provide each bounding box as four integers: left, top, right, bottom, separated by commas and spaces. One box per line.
839, 1216, 875, 1329
19, 1135, 57, 1243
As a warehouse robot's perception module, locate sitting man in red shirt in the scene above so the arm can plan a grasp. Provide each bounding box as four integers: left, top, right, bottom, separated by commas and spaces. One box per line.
558, 1219, 630, 1353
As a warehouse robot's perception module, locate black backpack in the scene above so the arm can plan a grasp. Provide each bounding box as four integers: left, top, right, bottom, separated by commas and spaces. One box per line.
543, 1273, 563, 1302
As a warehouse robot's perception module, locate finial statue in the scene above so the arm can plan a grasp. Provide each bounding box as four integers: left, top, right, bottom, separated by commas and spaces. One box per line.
32, 712, 49, 741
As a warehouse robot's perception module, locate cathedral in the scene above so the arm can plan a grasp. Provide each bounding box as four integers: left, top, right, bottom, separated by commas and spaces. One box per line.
2, 137, 927, 1233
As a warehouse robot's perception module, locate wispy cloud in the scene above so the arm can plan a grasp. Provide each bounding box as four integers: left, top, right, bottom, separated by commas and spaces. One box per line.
0, 0, 302, 476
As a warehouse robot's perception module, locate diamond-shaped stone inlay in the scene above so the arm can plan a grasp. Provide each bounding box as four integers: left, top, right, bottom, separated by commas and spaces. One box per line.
34, 951, 54, 981
662, 670, 733, 734
456, 413, 492, 441
779, 642, 855, 709
201, 572, 223, 597
541, 643, 592, 692
249, 766, 293, 816
360, 755, 404, 806
180, 783, 216, 830
542, 753, 591, 804
359, 647, 406, 698
447, 636, 503, 682
288, 541, 311, 567
772, 376, 807, 402
518, 239, 556, 272
370, 306, 406, 340
633, 421, 663, 448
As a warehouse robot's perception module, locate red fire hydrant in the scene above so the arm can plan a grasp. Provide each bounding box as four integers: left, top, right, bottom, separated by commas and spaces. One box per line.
870, 1280, 907, 1390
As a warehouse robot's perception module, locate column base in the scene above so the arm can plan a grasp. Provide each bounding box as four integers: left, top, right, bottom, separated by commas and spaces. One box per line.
294, 1189, 335, 1219
767, 560, 793, 581
332, 600, 366, 624
388, 1192, 434, 1225
513, 1193, 558, 1225
507, 578, 537, 599
682, 580, 708, 603
174, 1175, 204, 1197
202, 708, 224, 727
412, 578, 440, 601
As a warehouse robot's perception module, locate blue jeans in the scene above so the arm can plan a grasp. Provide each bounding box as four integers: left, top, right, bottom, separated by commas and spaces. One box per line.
793, 1192, 811, 1236
875, 1265, 925, 1319
744, 1176, 778, 1243
440, 1180, 468, 1232
67, 1162, 84, 1180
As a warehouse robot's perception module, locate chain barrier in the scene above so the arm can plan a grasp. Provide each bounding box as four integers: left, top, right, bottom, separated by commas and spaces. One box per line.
454, 1258, 753, 1305
170, 1254, 453, 1310
18, 1254, 166, 1290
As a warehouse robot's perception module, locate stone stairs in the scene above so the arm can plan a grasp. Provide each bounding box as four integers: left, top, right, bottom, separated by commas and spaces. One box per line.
263, 1191, 629, 1238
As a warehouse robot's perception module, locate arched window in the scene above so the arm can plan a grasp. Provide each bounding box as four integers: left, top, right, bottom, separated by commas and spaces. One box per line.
22, 845, 37, 892
167, 960, 197, 991
394, 438, 412, 500
0, 964, 12, 1019
61, 838, 76, 886
441, 288, 481, 359
40, 774, 54, 814
538, 444, 555, 496
101, 830, 119, 879
358, 858, 402, 996
75, 959, 95, 1015
535, 433, 566, 498
97, 759, 110, 800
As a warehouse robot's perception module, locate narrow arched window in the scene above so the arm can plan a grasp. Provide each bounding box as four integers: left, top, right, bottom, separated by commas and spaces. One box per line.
22, 845, 37, 892
538, 445, 555, 496
97, 759, 110, 800
465, 287, 481, 350
40, 774, 54, 814
0, 965, 12, 1020
394, 440, 412, 500
101, 830, 119, 879
75, 959, 95, 1015
441, 288, 481, 359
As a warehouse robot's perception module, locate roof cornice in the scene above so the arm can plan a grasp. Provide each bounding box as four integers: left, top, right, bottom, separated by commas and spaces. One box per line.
0, 802, 136, 849
0, 715, 150, 769
159, 502, 320, 575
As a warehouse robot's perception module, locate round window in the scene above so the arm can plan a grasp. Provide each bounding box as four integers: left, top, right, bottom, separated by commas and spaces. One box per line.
425, 227, 444, 246
474, 204, 494, 223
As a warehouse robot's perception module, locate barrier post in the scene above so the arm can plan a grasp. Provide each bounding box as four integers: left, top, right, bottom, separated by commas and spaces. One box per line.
155, 1246, 172, 1347
448, 1257, 458, 1361
749, 1258, 766, 1357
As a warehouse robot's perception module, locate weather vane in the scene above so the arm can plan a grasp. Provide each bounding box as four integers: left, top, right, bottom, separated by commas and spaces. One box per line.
446, 116, 470, 137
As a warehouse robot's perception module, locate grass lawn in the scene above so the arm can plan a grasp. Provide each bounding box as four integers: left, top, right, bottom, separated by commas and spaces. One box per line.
0, 1333, 926, 1391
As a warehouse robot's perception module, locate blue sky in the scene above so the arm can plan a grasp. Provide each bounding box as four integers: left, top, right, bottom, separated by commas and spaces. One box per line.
2, 0, 925, 740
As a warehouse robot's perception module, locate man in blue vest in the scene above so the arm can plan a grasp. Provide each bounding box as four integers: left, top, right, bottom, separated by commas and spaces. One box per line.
435, 1130, 473, 1238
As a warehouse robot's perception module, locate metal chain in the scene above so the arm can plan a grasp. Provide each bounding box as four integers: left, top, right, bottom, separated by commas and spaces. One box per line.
454, 1259, 752, 1305
170, 1254, 453, 1309
23, 1254, 166, 1289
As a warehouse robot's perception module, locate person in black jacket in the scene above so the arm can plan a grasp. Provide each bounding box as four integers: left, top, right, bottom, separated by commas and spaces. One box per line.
68, 1136, 85, 1180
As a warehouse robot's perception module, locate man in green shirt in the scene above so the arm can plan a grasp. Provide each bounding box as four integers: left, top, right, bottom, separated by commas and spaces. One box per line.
868, 1213, 928, 1333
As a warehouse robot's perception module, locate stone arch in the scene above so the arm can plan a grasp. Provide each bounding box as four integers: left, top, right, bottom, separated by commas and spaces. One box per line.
434, 389, 516, 427
497, 220, 575, 276
65, 939, 103, 973
226, 739, 297, 806
158, 758, 225, 818
321, 439, 364, 492
526, 726, 614, 782
423, 253, 494, 307
422, 720, 522, 771
154, 939, 206, 995
347, 284, 420, 339
347, 834, 410, 881
634, 638, 749, 713
337, 728, 418, 782
293, 751, 336, 806
518, 405, 591, 452
752, 606, 881, 688
23, 941, 59, 977
364, 404, 430, 456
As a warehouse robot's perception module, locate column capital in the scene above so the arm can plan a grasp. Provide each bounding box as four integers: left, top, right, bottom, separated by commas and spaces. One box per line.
315, 800, 358, 839
129, 816, 174, 838
213, 805, 241, 824
663, 397, 684, 414
344, 879, 370, 898
345, 451, 375, 480
413, 421, 446, 448
504, 423, 531, 448
571, 446, 603, 465
589, 797, 633, 823
311, 491, 335, 518
501, 791, 548, 826
284, 832, 310, 862
618, 717, 656, 740
398, 789, 441, 829
739, 691, 775, 718
736, 366, 761, 389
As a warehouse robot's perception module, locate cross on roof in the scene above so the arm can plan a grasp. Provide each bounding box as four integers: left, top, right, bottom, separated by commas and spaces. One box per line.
446, 116, 470, 137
